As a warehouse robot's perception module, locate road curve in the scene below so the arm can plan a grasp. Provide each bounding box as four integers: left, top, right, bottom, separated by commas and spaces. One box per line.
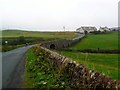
2, 45, 32, 88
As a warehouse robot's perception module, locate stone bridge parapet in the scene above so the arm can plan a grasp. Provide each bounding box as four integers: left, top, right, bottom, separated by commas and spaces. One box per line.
40, 33, 85, 49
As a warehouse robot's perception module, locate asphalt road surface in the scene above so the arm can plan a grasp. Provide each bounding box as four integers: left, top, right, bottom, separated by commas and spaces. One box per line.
72, 33, 85, 40
2, 45, 32, 88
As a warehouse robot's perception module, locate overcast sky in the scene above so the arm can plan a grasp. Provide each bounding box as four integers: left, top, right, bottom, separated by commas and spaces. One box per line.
0, 0, 119, 31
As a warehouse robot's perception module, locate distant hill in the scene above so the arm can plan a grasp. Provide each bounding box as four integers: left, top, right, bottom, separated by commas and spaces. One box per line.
0, 30, 76, 39
1, 30, 31, 38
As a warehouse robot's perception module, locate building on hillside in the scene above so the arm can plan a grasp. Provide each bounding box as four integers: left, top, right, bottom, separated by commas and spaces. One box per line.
99, 27, 111, 32
76, 26, 97, 34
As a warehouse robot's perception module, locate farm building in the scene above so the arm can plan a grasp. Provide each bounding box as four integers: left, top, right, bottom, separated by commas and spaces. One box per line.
99, 27, 111, 32
76, 26, 97, 34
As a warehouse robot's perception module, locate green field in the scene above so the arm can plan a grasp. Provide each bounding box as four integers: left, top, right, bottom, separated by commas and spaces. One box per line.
58, 51, 120, 81
68, 31, 119, 50
1, 30, 76, 52
1, 30, 76, 39
57, 31, 119, 81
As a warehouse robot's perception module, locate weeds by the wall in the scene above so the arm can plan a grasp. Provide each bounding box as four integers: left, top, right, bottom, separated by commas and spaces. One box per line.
25, 46, 119, 89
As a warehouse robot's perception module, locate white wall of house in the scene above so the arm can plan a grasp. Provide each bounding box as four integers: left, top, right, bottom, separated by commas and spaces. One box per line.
87, 29, 96, 33
76, 28, 84, 34
99, 28, 105, 32
99, 27, 111, 32
76, 27, 97, 33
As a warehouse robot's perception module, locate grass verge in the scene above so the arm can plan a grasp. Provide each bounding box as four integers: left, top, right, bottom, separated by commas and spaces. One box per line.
24, 47, 64, 89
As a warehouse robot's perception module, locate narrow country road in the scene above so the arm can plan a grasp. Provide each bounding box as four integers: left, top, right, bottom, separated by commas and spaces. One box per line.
72, 33, 85, 40
0, 33, 84, 89
2, 45, 33, 89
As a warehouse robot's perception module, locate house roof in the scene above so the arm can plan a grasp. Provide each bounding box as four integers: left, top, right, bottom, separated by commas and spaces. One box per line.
77, 26, 97, 31
100, 27, 108, 29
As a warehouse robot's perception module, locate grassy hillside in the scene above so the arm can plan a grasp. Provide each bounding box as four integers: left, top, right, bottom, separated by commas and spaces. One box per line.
68, 31, 119, 50
1, 30, 76, 39
58, 51, 120, 81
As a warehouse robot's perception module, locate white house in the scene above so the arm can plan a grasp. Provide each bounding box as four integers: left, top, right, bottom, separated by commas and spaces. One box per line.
76, 26, 97, 33
76, 27, 84, 33
99, 27, 111, 32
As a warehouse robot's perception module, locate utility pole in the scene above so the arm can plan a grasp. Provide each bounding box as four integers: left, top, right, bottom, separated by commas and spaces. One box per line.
63, 26, 65, 35
63, 26, 65, 32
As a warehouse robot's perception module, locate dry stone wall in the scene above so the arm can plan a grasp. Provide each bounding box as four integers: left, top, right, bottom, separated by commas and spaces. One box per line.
39, 46, 119, 89
39, 33, 119, 89
40, 33, 85, 49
